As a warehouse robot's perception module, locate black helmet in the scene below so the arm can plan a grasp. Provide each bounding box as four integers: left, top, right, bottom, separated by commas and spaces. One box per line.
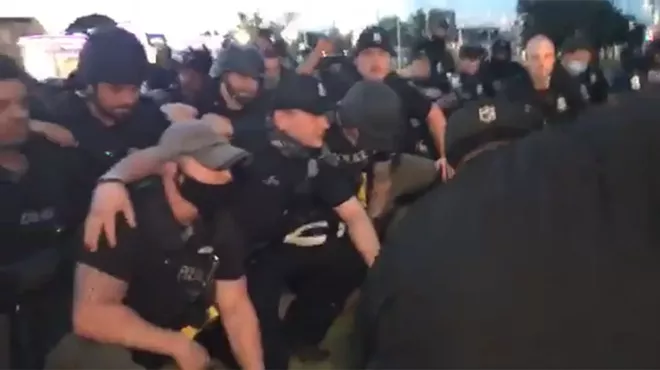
459, 45, 486, 60
210, 44, 264, 79
176, 46, 213, 75
77, 27, 148, 86
491, 39, 512, 56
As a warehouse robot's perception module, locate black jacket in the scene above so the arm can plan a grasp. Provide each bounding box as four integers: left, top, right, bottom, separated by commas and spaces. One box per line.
573, 65, 609, 104
502, 64, 586, 125
357, 87, 660, 369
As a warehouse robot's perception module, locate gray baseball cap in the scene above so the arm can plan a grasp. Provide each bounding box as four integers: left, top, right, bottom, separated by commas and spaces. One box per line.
157, 121, 251, 170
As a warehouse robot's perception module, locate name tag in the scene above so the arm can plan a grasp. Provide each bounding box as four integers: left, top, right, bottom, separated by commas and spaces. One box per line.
20, 207, 55, 226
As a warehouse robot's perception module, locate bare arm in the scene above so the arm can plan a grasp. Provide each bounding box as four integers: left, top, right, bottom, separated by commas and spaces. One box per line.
297, 39, 333, 75
426, 104, 447, 158
296, 51, 323, 75
72, 263, 183, 356
335, 197, 380, 266
101, 147, 167, 183
367, 160, 394, 219
215, 278, 264, 370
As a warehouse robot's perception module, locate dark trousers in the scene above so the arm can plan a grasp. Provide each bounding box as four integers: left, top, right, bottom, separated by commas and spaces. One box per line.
1, 263, 73, 369
283, 237, 366, 347
199, 237, 366, 369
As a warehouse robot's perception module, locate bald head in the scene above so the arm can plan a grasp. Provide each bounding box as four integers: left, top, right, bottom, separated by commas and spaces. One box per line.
525, 34, 556, 87
526, 34, 555, 54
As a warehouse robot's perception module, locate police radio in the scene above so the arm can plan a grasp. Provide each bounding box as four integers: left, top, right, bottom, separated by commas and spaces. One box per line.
180, 254, 221, 339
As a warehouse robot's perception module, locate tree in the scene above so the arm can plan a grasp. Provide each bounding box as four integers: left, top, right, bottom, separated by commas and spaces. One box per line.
65, 14, 117, 35
327, 27, 353, 51
408, 9, 427, 39
236, 12, 265, 41
518, 0, 631, 49
377, 15, 417, 49
235, 12, 299, 44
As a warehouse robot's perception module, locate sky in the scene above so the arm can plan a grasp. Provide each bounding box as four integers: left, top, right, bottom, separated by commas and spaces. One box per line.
5, 0, 516, 43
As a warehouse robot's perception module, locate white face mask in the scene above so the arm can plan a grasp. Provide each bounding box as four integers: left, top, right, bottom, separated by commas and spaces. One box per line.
566, 61, 587, 76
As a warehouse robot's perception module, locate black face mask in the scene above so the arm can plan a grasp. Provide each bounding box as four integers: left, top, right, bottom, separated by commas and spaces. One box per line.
177, 175, 232, 218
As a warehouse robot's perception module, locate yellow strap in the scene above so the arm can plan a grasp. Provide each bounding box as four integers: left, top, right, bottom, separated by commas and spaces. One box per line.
180, 305, 221, 339
357, 172, 367, 207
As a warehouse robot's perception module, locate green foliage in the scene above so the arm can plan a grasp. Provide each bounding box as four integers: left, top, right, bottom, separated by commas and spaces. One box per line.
408, 9, 427, 38
376, 10, 426, 49
518, 0, 632, 48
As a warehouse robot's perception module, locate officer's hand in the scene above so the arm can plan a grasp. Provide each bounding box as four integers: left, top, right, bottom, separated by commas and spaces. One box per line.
435, 157, 454, 182
201, 113, 233, 138
314, 38, 334, 57
172, 337, 210, 370
84, 182, 136, 251
29, 120, 78, 147
160, 103, 198, 123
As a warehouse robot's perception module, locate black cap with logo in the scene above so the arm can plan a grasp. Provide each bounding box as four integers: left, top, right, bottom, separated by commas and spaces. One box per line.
355, 26, 397, 56
272, 74, 335, 115
445, 98, 544, 167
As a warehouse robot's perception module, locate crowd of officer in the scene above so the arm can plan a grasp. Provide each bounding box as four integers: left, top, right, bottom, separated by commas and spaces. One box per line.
1, 15, 659, 370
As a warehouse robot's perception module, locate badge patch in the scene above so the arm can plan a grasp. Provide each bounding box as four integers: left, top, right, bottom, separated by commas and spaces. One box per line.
478, 105, 496, 123
556, 96, 567, 112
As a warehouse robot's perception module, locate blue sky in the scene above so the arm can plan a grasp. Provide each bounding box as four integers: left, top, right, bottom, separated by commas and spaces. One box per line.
6, 0, 516, 42
412, 0, 515, 25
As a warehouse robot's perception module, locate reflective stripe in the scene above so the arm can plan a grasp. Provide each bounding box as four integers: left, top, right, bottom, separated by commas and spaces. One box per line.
283, 220, 347, 248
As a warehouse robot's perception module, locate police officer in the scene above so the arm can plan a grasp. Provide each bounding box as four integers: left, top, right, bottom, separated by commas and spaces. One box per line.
560, 36, 609, 104
145, 46, 178, 92
0, 54, 86, 369
413, 17, 456, 76
157, 44, 268, 135
45, 125, 262, 370
356, 88, 660, 368
481, 39, 526, 92
612, 40, 660, 93
49, 27, 170, 197
170, 46, 213, 105
204, 44, 268, 123
255, 27, 297, 70
280, 80, 407, 361
436, 45, 495, 112
260, 43, 298, 91
351, 26, 451, 177
502, 34, 586, 126
81, 73, 381, 370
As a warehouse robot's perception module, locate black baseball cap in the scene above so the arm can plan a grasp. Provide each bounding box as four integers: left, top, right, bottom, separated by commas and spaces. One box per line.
446, 98, 544, 167
355, 26, 397, 56
271, 74, 335, 115
561, 36, 592, 53
338, 80, 404, 151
